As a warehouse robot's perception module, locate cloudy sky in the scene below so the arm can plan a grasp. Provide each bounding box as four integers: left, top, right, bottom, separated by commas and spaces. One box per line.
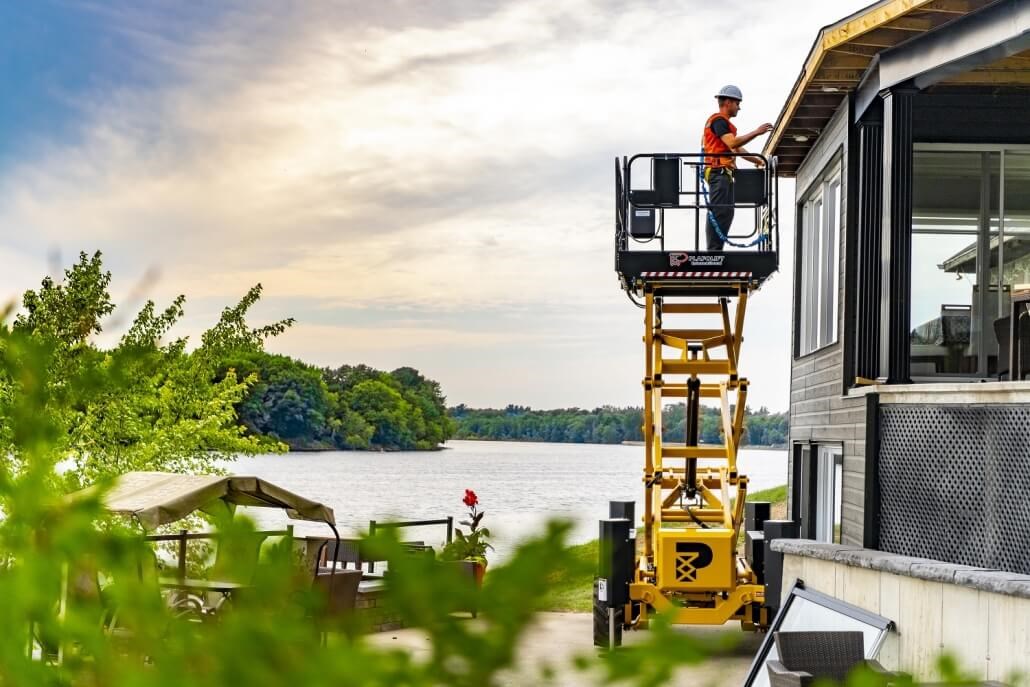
0, 0, 865, 410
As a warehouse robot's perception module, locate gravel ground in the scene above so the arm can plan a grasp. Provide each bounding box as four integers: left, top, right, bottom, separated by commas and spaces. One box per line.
367, 611, 764, 686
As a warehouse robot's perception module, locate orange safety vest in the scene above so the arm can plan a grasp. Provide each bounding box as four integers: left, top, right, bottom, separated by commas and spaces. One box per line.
702, 113, 737, 169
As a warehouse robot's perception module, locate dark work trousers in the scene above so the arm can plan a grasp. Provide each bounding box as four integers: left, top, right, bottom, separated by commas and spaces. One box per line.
705, 169, 735, 251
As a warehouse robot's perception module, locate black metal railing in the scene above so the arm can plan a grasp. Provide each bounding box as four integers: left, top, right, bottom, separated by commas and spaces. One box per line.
615, 152, 779, 256
366, 517, 454, 574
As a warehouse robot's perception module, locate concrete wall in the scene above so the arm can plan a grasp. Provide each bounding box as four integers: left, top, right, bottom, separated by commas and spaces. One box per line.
788, 100, 868, 546
773, 539, 1030, 682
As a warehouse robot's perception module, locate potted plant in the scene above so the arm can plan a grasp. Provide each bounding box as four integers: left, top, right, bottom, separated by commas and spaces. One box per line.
442, 489, 492, 586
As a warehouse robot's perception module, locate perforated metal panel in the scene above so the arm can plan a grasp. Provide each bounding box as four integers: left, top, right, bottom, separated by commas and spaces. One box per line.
878, 404, 1030, 574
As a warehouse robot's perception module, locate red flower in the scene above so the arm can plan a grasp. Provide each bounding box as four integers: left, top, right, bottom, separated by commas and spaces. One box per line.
463, 489, 478, 507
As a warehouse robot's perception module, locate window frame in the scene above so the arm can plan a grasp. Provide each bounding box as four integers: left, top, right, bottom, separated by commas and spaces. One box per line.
910, 143, 1030, 382
814, 444, 844, 544
796, 158, 843, 357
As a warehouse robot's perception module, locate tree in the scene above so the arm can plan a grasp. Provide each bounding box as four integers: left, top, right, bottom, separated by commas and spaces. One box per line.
345, 379, 416, 449
2, 252, 287, 488
218, 351, 334, 449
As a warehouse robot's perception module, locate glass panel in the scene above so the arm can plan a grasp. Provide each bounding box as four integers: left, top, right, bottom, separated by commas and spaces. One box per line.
815, 446, 842, 543
800, 202, 813, 354
911, 151, 991, 376
822, 182, 840, 348
993, 152, 1030, 377
746, 592, 889, 687
833, 455, 843, 544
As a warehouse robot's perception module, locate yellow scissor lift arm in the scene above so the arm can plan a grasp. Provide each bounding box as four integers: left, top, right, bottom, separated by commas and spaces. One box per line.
595, 152, 779, 648
632, 283, 766, 630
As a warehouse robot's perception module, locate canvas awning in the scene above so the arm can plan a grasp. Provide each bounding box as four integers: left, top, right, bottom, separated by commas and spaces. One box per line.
76, 471, 336, 530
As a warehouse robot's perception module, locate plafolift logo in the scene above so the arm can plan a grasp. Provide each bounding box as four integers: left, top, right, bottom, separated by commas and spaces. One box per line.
669, 253, 726, 268
674, 542, 714, 583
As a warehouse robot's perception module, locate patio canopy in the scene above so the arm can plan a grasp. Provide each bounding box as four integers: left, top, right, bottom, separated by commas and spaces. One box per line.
76, 471, 336, 530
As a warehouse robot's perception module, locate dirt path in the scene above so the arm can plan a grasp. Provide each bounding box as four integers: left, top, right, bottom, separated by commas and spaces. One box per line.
367, 611, 763, 686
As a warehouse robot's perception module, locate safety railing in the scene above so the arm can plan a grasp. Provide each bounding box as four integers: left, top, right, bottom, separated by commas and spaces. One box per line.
615, 152, 779, 256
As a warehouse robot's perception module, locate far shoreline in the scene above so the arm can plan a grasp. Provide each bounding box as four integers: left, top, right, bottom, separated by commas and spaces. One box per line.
282, 438, 787, 452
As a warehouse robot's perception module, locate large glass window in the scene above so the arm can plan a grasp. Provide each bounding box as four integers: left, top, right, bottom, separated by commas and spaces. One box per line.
799, 163, 842, 355
912, 147, 1030, 378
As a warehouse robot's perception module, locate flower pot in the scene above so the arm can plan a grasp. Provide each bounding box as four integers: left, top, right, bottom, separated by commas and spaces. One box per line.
471, 560, 486, 587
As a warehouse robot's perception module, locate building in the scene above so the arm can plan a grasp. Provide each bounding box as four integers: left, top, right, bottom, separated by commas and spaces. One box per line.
760, 0, 1030, 678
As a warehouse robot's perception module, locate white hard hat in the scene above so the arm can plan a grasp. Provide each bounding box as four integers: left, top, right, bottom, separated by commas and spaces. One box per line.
715, 85, 743, 101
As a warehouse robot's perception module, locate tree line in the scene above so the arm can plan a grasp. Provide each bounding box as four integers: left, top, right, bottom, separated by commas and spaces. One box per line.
449, 404, 788, 447
3, 252, 455, 475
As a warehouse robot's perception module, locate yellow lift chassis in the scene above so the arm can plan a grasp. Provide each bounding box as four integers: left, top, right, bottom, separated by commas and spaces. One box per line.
629, 283, 768, 632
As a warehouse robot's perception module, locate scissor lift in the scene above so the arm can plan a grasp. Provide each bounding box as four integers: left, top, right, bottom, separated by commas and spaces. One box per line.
596, 152, 780, 647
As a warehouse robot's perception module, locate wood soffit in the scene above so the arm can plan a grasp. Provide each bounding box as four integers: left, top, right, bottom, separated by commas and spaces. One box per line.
764, 0, 1008, 177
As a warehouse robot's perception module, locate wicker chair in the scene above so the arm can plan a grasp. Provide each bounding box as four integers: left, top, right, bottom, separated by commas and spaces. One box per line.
766, 631, 901, 686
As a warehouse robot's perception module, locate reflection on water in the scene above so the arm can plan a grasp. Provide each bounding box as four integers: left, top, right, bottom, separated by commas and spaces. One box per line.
225, 440, 786, 561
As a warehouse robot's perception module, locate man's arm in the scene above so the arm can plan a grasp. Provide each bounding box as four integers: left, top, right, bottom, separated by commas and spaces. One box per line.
719, 122, 773, 150
733, 147, 765, 167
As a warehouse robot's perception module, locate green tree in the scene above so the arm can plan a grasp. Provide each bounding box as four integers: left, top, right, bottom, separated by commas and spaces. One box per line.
345, 379, 417, 449
3, 252, 287, 487
219, 351, 334, 449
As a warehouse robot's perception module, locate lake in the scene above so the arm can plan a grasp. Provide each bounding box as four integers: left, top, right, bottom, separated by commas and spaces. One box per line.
225, 440, 787, 561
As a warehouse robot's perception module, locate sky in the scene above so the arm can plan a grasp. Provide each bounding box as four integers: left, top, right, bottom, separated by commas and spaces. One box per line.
0, 0, 869, 411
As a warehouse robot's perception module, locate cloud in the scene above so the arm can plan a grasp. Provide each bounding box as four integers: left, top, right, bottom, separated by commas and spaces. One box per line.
0, 0, 862, 408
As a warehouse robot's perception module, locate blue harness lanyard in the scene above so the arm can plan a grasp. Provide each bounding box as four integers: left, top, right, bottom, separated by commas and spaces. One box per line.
697, 151, 769, 249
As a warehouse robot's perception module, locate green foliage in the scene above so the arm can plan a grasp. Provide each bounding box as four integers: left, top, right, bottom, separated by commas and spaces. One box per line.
324, 365, 455, 451
450, 403, 788, 447
218, 351, 335, 449
1, 252, 280, 488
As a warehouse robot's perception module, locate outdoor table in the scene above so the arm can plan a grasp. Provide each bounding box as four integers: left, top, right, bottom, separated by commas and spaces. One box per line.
1009, 287, 1030, 380
158, 577, 246, 598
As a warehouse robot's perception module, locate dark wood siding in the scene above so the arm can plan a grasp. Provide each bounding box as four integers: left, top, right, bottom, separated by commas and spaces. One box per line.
788, 101, 867, 547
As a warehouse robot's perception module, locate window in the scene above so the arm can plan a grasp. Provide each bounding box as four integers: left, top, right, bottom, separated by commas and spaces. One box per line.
791, 442, 843, 543
911, 146, 1030, 378
815, 445, 843, 544
799, 163, 842, 355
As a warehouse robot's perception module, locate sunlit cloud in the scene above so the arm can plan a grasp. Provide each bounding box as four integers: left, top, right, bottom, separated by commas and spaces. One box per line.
0, 0, 864, 408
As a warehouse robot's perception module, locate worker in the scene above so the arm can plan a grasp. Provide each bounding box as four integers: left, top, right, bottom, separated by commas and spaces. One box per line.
702, 85, 773, 250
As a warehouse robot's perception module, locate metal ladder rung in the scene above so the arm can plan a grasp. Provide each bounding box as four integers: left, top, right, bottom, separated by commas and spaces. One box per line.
662, 446, 728, 459
659, 384, 722, 398
660, 360, 731, 375
660, 329, 728, 341
660, 303, 723, 314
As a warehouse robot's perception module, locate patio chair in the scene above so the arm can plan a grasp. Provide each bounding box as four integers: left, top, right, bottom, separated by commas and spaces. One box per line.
766, 631, 901, 686
311, 568, 362, 643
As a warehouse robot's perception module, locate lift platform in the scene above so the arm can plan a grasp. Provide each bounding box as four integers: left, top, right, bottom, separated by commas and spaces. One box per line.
596, 152, 780, 647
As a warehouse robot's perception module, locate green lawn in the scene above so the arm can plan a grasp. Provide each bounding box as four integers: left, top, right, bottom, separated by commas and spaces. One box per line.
539, 484, 788, 612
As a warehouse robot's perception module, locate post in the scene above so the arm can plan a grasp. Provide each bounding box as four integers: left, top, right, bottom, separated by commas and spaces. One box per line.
446, 516, 453, 544
878, 88, 914, 383
178, 529, 188, 581
367, 520, 377, 574
598, 518, 631, 649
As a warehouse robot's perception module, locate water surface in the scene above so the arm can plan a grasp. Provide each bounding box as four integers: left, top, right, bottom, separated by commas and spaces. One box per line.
226, 440, 787, 560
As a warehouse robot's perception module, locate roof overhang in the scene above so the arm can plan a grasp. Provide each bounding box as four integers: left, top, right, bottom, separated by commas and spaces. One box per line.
855, 0, 1030, 117
765, 0, 1004, 176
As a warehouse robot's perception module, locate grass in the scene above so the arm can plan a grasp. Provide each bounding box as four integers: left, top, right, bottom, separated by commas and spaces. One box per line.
539, 484, 789, 613
541, 538, 598, 612
748, 484, 787, 504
